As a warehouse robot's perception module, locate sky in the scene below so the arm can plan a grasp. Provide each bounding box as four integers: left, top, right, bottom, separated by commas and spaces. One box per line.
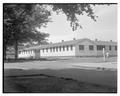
41, 4, 117, 43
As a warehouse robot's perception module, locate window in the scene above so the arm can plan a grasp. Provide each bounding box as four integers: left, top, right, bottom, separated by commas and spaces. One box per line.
46, 48, 48, 52
19, 51, 21, 54
53, 47, 55, 52
97, 45, 105, 50
109, 46, 111, 50
56, 47, 58, 52
43, 49, 44, 52
79, 45, 84, 50
63, 46, 65, 51
50, 47, 52, 52
24, 50, 26, 54
70, 45, 73, 50
66, 45, 69, 51
89, 45, 94, 50
59, 46, 61, 51
115, 46, 117, 50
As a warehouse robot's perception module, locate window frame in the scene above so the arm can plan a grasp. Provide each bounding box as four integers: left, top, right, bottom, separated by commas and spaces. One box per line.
89, 45, 94, 51
70, 45, 73, 51
115, 46, 117, 51
97, 45, 105, 50
79, 45, 84, 50
109, 46, 111, 50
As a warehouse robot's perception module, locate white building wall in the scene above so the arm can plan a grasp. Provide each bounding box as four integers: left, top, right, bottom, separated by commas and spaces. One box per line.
18, 40, 117, 58
18, 50, 35, 58
40, 46, 75, 57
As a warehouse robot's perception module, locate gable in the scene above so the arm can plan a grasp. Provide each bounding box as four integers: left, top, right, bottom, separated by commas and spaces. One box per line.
76, 39, 96, 45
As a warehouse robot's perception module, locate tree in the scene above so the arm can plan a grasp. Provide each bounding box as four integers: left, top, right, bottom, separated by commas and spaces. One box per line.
4, 4, 50, 59
52, 4, 97, 31
4, 3, 99, 59
52, 3, 116, 30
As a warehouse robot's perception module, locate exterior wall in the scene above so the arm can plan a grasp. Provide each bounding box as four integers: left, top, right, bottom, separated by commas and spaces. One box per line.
110, 46, 117, 56
18, 50, 35, 58
18, 40, 117, 58
75, 41, 117, 57
40, 46, 75, 57
75, 41, 97, 57
95, 45, 117, 56
97, 45, 117, 56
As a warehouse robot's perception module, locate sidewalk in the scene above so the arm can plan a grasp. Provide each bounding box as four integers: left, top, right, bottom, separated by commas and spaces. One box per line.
4, 61, 117, 88
4, 60, 117, 71
72, 62, 117, 71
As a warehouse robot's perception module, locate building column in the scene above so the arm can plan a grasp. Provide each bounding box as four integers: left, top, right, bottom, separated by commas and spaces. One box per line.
94, 45, 97, 56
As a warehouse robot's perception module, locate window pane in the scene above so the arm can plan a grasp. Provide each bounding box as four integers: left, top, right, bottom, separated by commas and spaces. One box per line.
46, 48, 48, 52
53, 47, 55, 52
50, 47, 52, 52
66, 45, 69, 51
109, 46, 111, 50
79, 45, 84, 50
97, 45, 105, 50
115, 46, 117, 50
63, 46, 65, 51
56, 47, 58, 52
59, 46, 61, 51
89, 45, 94, 50
70, 45, 73, 50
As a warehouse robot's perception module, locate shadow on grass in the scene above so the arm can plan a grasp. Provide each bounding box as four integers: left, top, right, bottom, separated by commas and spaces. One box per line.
4, 73, 117, 93
4, 58, 69, 63
4, 58, 47, 63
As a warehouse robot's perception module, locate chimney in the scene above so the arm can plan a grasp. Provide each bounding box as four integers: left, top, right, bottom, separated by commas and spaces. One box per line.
95, 38, 98, 41
62, 40, 64, 42
110, 40, 112, 42
73, 38, 76, 40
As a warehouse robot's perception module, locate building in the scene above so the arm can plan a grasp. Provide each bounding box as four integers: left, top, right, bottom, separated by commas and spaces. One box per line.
18, 38, 117, 59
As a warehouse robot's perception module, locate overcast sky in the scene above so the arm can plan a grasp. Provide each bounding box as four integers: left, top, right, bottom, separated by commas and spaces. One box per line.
41, 4, 117, 43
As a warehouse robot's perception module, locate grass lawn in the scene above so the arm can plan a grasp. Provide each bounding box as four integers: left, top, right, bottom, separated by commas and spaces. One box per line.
4, 69, 117, 93
3, 57, 117, 93
4, 56, 117, 63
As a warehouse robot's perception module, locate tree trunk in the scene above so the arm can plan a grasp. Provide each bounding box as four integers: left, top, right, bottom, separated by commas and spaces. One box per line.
4, 45, 7, 60
14, 40, 18, 60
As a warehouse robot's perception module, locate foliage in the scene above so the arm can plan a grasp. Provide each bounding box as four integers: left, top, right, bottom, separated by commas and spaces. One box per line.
5, 3, 110, 59
3, 4, 51, 59
4, 4, 50, 45
52, 4, 97, 31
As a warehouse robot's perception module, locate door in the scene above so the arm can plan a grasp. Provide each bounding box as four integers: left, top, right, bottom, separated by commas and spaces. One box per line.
34, 49, 40, 59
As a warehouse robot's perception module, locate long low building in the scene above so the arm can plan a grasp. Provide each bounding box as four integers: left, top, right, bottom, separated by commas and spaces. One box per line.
18, 38, 117, 59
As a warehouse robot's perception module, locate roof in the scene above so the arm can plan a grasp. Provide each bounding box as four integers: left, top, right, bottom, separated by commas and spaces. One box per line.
20, 38, 117, 51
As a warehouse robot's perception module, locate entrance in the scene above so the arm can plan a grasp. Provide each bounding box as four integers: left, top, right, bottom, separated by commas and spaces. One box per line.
34, 49, 40, 59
